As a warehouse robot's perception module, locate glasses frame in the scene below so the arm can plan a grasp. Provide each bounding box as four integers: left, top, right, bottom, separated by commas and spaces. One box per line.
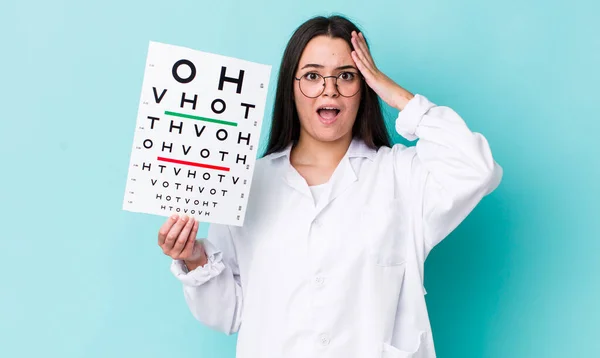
293, 71, 363, 98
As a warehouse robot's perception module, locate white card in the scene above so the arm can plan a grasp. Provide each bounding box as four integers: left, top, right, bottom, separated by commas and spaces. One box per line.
123, 41, 272, 226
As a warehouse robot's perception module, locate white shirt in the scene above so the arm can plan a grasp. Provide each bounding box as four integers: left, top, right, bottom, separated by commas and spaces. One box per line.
170, 94, 503, 358
309, 182, 329, 205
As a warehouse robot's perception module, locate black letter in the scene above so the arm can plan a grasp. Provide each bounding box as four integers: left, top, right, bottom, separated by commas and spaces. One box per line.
180, 93, 198, 110
162, 142, 173, 152
148, 116, 160, 129
211, 99, 226, 114
216, 129, 228, 141
240, 103, 255, 119
152, 88, 167, 103
194, 124, 206, 138
218, 66, 244, 94
170, 120, 183, 134
236, 154, 247, 164
143, 139, 153, 149
172, 59, 196, 84
238, 132, 251, 145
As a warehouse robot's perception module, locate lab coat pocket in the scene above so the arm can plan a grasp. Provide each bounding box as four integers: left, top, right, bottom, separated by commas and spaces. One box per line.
361, 198, 406, 267
381, 331, 427, 358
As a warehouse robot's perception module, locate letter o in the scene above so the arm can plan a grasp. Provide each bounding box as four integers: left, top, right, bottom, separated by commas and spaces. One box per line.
216, 129, 228, 141
211, 99, 226, 114
172, 59, 196, 84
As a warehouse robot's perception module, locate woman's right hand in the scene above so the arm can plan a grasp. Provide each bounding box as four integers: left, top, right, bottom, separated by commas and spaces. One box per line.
158, 214, 207, 270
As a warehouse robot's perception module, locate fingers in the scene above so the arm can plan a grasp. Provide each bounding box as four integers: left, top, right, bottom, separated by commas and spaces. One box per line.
162, 215, 190, 251
351, 31, 376, 72
358, 32, 377, 69
158, 214, 179, 246
351, 51, 369, 76
171, 216, 196, 257
180, 220, 199, 259
350, 31, 369, 67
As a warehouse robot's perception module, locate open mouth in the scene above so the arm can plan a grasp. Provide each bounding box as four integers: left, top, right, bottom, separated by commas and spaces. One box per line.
317, 106, 341, 124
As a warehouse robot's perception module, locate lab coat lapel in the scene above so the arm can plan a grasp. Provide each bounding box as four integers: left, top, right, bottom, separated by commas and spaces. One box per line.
282, 163, 313, 199
315, 155, 357, 214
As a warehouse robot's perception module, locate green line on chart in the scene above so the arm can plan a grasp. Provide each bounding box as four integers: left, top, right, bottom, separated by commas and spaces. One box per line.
164, 111, 238, 127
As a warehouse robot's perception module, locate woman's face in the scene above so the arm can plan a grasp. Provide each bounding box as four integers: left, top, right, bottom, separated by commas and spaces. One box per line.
293, 35, 362, 144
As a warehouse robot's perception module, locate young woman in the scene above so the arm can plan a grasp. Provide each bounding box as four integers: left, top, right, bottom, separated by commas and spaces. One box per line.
157, 15, 502, 358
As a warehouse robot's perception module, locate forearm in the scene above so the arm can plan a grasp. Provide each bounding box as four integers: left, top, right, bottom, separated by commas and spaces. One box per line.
397, 94, 501, 192
181, 265, 243, 335
390, 86, 415, 112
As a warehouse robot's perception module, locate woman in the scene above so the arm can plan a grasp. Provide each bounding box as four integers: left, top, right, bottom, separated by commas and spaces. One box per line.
158, 15, 502, 358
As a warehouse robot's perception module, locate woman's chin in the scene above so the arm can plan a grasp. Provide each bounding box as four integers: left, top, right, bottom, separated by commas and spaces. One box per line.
311, 129, 350, 143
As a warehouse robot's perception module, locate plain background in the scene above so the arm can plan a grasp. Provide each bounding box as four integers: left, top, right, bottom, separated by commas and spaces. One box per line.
1, 0, 598, 357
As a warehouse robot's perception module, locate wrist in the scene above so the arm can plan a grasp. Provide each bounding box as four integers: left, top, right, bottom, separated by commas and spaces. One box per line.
184, 253, 208, 271
393, 89, 414, 111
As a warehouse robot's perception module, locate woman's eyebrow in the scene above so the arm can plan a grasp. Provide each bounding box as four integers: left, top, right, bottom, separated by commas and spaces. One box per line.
300, 64, 358, 70
300, 64, 325, 70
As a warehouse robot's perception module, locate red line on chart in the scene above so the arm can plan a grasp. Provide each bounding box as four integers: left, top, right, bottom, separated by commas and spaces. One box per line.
157, 157, 230, 172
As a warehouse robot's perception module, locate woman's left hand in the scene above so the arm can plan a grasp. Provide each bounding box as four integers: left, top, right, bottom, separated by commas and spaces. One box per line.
351, 31, 414, 111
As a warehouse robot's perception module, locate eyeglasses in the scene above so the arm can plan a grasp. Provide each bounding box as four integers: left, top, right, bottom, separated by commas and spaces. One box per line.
294, 71, 362, 98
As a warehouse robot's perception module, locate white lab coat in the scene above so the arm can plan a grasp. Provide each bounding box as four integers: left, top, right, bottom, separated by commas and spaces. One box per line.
171, 94, 503, 358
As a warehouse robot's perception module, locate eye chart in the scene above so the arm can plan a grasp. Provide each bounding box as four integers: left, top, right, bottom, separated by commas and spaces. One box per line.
123, 41, 272, 226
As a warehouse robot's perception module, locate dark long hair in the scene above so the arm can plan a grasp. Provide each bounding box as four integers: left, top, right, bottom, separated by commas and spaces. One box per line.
262, 15, 391, 157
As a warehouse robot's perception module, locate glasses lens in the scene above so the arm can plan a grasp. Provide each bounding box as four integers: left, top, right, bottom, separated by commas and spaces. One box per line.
337, 72, 361, 97
299, 75, 324, 98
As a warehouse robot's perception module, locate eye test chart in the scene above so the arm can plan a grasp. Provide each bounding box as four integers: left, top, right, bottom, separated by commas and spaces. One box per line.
123, 41, 272, 226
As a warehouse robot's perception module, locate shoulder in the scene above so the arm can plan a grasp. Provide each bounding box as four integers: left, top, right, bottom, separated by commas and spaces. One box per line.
254, 143, 291, 173
254, 151, 283, 175
372, 142, 416, 164
247, 150, 286, 190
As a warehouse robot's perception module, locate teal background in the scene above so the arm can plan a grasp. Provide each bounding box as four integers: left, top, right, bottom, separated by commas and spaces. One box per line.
1, 0, 598, 357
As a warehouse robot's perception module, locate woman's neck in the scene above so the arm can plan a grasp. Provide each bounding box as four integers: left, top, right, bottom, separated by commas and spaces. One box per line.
290, 133, 352, 167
